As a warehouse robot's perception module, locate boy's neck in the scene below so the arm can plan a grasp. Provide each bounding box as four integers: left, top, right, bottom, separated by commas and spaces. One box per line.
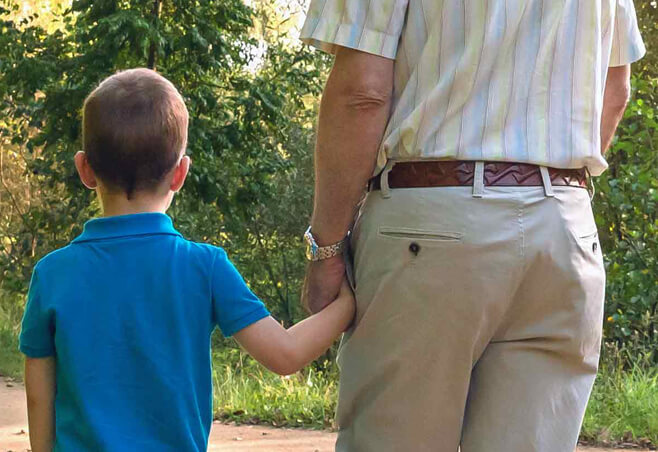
98, 189, 173, 218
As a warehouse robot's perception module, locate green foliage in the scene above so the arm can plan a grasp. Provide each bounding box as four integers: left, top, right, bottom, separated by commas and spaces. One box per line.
584, 0, 658, 366
213, 347, 338, 429
594, 74, 658, 365
0, 0, 330, 336
582, 349, 658, 447
0, 326, 22, 379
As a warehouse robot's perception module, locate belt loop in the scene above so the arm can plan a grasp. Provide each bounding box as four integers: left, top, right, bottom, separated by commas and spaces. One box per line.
472, 161, 485, 198
586, 167, 595, 200
539, 166, 555, 197
380, 160, 396, 199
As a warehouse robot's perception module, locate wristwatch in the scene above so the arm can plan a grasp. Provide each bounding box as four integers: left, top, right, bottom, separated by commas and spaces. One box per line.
304, 226, 346, 261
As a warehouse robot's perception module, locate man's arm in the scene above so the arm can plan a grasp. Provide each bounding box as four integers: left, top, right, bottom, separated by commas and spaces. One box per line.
25, 357, 56, 452
303, 47, 394, 313
601, 64, 632, 154
235, 280, 354, 375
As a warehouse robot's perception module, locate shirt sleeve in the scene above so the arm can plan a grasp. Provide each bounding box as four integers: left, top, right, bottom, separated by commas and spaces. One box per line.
211, 249, 270, 337
609, 0, 646, 67
19, 266, 56, 358
300, 0, 409, 60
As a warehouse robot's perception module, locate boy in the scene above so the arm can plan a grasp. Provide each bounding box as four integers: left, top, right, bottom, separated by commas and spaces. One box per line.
19, 68, 355, 452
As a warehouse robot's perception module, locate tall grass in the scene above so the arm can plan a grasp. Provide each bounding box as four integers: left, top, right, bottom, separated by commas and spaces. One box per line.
0, 327, 22, 379
0, 293, 23, 379
582, 360, 658, 446
213, 348, 339, 428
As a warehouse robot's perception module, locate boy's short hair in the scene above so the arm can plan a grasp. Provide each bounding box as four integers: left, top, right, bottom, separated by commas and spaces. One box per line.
82, 68, 188, 198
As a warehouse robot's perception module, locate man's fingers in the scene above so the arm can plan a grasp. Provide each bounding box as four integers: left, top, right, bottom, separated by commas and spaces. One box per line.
302, 257, 347, 314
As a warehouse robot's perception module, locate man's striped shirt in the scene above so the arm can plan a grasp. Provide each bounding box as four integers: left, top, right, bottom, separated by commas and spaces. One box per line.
301, 0, 646, 176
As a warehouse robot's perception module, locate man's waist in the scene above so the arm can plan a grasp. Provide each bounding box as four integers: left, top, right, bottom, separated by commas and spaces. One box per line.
369, 161, 588, 190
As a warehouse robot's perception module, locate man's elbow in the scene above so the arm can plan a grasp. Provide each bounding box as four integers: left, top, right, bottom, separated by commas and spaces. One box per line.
325, 48, 394, 113
609, 83, 631, 110
605, 66, 632, 110
343, 85, 392, 111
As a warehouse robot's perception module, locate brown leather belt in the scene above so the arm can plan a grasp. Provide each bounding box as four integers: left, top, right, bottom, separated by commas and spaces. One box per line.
369, 161, 588, 190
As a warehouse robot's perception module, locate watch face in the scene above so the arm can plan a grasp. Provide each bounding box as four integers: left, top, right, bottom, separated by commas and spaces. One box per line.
306, 242, 318, 260
304, 228, 317, 260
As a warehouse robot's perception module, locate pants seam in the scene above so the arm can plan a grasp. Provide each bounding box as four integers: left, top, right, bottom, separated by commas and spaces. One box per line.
516, 192, 525, 265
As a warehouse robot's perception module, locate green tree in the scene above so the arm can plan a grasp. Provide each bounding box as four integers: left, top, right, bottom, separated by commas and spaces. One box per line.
0, 0, 330, 344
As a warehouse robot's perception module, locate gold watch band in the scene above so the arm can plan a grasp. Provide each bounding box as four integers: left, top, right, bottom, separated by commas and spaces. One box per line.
312, 240, 345, 261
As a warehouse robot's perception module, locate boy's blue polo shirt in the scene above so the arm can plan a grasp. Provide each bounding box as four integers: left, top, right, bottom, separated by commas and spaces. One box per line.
19, 213, 270, 451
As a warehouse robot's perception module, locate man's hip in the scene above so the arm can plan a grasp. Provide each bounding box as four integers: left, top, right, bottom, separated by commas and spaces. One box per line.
335, 170, 605, 451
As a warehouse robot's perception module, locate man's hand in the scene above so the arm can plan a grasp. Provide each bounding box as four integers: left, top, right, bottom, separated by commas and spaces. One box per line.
302, 255, 346, 314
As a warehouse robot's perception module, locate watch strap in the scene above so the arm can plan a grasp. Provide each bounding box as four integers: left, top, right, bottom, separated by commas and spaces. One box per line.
312, 240, 345, 261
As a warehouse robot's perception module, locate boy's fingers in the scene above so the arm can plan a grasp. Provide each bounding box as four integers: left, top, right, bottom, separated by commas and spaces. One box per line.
340, 278, 351, 292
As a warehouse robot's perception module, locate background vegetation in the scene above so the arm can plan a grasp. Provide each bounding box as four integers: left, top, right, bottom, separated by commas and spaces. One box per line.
0, 0, 657, 446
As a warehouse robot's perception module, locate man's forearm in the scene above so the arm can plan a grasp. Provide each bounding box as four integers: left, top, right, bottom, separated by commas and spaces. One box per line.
601, 65, 631, 154
310, 48, 394, 245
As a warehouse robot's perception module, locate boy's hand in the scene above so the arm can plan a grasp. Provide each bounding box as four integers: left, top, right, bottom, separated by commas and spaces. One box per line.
334, 278, 356, 329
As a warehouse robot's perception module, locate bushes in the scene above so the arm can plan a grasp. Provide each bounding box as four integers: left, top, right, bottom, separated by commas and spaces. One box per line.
594, 76, 658, 366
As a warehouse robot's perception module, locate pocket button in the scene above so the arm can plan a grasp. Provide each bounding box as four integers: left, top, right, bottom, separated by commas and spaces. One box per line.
592, 242, 598, 253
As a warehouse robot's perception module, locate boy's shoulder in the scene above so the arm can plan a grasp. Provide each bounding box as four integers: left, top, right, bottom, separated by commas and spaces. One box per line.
34, 243, 79, 275
183, 239, 230, 265
33, 233, 233, 276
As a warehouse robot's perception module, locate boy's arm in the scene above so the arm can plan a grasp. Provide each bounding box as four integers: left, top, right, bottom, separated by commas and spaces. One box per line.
25, 357, 56, 452
234, 281, 355, 376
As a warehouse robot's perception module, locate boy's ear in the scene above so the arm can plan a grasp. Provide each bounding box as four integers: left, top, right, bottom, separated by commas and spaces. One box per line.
170, 155, 190, 193
74, 151, 98, 189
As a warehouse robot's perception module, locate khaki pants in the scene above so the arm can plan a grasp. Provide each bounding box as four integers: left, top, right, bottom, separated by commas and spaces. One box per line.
336, 172, 606, 452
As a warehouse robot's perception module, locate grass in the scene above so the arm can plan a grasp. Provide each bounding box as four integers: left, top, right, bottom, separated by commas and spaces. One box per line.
0, 291, 24, 379
582, 363, 658, 447
0, 327, 22, 379
212, 348, 339, 429
0, 307, 23, 380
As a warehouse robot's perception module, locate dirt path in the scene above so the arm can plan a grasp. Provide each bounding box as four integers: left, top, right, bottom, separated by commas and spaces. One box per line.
0, 378, 649, 452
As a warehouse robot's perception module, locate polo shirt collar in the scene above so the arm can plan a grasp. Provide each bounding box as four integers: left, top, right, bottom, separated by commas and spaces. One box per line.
72, 212, 182, 243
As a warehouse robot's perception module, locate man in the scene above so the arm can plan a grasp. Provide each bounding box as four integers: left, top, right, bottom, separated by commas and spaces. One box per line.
299, 0, 645, 451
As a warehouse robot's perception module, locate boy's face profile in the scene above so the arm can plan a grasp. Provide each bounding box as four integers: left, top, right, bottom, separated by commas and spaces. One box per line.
77, 68, 190, 211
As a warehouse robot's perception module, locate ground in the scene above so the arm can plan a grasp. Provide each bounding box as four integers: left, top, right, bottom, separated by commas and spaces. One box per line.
0, 378, 649, 452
